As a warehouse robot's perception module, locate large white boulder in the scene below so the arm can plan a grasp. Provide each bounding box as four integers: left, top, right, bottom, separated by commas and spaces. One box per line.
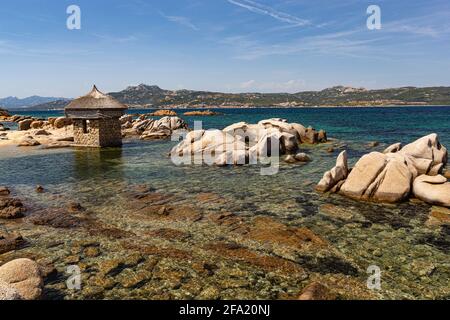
413, 175, 450, 207
170, 119, 326, 166
340, 152, 387, 200
317, 134, 449, 205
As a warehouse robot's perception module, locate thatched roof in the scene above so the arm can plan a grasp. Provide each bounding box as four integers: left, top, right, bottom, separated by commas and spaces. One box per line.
65, 86, 127, 110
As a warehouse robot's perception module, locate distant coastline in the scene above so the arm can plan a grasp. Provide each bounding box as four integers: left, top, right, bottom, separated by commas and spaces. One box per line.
2, 84, 450, 111
6, 104, 450, 113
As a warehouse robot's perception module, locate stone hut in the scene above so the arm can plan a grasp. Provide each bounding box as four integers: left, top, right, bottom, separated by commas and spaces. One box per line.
65, 86, 127, 147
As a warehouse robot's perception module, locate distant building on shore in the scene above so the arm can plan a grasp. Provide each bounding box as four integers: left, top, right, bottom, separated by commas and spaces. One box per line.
65, 85, 127, 148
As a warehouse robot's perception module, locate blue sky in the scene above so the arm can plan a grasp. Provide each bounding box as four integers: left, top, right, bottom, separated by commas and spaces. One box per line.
0, 0, 449, 98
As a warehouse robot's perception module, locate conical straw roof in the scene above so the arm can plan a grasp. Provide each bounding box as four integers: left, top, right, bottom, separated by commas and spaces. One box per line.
65, 85, 127, 110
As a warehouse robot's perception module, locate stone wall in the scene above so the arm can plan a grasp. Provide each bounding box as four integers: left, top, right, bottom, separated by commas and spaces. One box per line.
73, 118, 122, 147
98, 118, 123, 147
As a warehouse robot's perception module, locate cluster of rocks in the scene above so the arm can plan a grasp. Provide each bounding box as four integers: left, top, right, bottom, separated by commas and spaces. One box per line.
0, 115, 76, 148
170, 118, 327, 165
17, 117, 73, 131
317, 134, 449, 207
1, 114, 74, 131
121, 115, 188, 140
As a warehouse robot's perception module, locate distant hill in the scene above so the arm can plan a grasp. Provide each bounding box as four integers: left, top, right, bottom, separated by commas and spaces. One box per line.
23, 99, 71, 111
8, 84, 450, 111
107, 84, 450, 108
0, 96, 69, 109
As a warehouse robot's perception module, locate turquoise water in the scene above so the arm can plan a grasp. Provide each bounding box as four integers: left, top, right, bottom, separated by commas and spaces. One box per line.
10, 106, 450, 145
1, 106, 449, 300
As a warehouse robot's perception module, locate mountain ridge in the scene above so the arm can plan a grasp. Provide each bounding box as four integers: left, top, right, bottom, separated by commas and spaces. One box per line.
4, 84, 450, 110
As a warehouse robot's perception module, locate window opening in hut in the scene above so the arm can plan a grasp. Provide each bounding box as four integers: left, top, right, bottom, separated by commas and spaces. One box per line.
82, 120, 89, 134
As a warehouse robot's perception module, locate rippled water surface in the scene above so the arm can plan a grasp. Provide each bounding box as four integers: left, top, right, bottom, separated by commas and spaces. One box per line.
1, 107, 449, 300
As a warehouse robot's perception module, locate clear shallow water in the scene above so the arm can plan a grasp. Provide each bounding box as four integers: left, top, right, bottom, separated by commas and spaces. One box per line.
0, 107, 449, 300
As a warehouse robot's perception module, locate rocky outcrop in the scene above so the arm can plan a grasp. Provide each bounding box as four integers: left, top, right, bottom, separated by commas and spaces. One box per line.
0, 259, 43, 300
413, 175, 450, 207
122, 116, 187, 140
148, 110, 177, 117
0, 108, 10, 118
316, 151, 348, 192
339, 152, 413, 203
53, 117, 73, 129
30, 121, 44, 129
317, 134, 448, 205
383, 142, 402, 154
170, 119, 326, 166
139, 117, 188, 140
184, 110, 221, 116
18, 119, 33, 131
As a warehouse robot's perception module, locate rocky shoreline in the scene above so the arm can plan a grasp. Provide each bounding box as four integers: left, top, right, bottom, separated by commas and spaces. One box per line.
0, 113, 449, 300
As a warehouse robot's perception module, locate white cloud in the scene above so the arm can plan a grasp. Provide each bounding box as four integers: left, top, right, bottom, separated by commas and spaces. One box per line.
227, 0, 310, 27
161, 13, 199, 31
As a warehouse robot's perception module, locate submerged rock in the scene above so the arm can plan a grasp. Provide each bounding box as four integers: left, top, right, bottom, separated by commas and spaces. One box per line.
27, 209, 86, 228
0, 259, 43, 300
0, 197, 26, 219
298, 282, 337, 300
0, 231, 25, 254
294, 152, 311, 162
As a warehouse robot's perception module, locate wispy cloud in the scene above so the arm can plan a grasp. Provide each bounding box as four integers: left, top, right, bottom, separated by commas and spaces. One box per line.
227, 0, 310, 27
93, 34, 139, 43
223, 29, 386, 60
160, 13, 199, 31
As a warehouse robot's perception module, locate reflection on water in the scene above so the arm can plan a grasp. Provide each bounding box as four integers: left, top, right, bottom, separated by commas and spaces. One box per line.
73, 148, 124, 181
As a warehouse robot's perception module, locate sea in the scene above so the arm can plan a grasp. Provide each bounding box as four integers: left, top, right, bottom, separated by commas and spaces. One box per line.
0, 106, 449, 300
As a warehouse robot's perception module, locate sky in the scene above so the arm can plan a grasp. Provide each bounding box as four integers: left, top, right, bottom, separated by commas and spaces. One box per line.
0, 0, 449, 98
